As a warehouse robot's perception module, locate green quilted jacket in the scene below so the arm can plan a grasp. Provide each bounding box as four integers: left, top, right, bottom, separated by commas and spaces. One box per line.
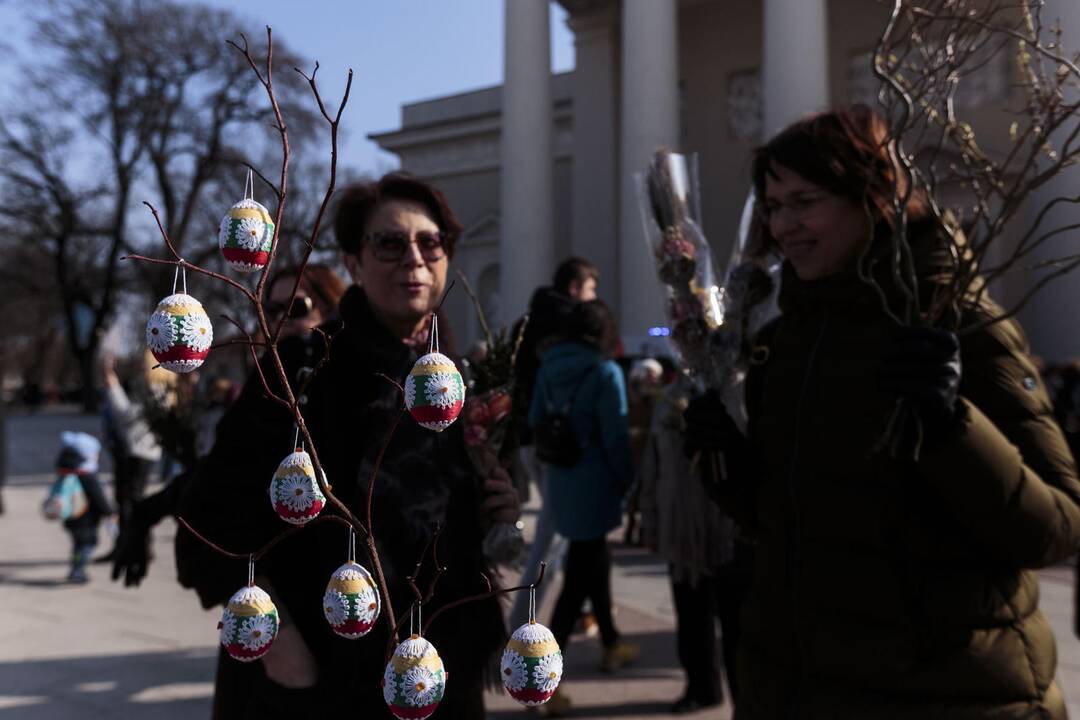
731, 231, 1080, 720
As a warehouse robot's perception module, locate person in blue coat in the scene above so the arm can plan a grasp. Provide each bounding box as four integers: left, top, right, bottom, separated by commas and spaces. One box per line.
528, 300, 639, 712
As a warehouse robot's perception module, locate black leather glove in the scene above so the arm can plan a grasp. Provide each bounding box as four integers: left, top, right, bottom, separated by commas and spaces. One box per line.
111, 505, 151, 587
878, 326, 962, 438
683, 388, 761, 510
683, 388, 743, 459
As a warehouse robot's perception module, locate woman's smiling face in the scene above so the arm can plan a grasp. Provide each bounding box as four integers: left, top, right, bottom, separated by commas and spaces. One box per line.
764, 162, 872, 281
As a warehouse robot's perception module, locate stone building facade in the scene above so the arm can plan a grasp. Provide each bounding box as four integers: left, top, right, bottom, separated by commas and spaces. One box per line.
372, 0, 1080, 362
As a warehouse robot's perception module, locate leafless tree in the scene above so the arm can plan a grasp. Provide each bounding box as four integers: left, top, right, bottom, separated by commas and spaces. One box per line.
127, 25, 543, 671
0, 0, 322, 409
866, 0, 1079, 456
869, 0, 1080, 329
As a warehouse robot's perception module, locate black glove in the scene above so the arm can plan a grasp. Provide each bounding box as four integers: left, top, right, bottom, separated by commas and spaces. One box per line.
878, 326, 962, 437
684, 389, 738, 457
111, 505, 152, 587
683, 389, 760, 508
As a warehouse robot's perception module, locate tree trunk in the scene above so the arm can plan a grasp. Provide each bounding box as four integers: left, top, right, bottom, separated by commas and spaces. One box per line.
76, 342, 99, 413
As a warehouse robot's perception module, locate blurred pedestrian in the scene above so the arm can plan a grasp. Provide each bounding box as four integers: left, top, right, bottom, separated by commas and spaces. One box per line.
529, 299, 637, 717
111, 263, 348, 589
265, 262, 348, 341
509, 257, 600, 630
99, 353, 163, 561
47, 431, 115, 583
623, 357, 664, 546
639, 376, 749, 714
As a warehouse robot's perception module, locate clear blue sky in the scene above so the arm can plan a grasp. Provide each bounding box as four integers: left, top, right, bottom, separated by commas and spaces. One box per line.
0, 0, 575, 174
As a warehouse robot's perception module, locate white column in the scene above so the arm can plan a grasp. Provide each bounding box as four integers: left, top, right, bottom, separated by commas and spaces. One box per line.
500, 0, 554, 325
762, 0, 829, 138
568, 6, 619, 308
1021, 0, 1080, 363
619, 0, 678, 347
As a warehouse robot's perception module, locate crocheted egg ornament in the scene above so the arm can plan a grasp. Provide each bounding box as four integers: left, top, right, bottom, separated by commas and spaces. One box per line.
268, 450, 326, 525
145, 293, 213, 373
383, 634, 447, 720
218, 584, 279, 662
404, 352, 465, 432
323, 561, 380, 639
501, 621, 563, 706
218, 199, 275, 273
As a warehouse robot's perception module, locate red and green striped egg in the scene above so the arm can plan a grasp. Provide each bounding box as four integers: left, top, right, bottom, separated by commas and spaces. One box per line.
218, 199, 274, 273
383, 635, 447, 720
501, 621, 563, 705
268, 449, 326, 525
218, 584, 279, 662
405, 352, 465, 431
323, 561, 381, 639
145, 293, 213, 373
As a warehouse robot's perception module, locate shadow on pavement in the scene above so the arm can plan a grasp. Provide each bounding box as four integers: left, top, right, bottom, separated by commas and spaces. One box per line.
562, 629, 685, 678
0, 576, 72, 589
609, 543, 665, 568
0, 648, 214, 719
0, 559, 72, 569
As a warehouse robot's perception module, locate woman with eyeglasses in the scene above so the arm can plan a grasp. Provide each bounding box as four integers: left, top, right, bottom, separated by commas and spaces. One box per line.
177, 173, 520, 718
683, 106, 1080, 719
266, 263, 348, 339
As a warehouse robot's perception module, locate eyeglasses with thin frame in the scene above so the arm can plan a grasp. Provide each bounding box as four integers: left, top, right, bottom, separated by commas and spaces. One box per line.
759, 191, 832, 226
364, 230, 447, 264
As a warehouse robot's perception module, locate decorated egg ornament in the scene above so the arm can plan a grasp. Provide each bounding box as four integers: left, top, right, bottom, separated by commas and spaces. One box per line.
268, 449, 326, 525
405, 352, 465, 431
501, 621, 563, 706
383, 634, 447, 720
323, 561, 380, 639
218, 197, 275, 273
219, 583, 279, 662
145, 292, 212, 373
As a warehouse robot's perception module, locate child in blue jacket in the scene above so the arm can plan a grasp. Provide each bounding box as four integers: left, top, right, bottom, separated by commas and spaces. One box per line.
51, 432, 115, 583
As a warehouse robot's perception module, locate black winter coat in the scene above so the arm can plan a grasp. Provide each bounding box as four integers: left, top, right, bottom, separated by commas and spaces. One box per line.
176, 286, 505, 718
512, 286, 576, 445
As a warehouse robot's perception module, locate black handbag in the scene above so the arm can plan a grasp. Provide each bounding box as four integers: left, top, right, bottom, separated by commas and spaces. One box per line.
534, 366, 596, 467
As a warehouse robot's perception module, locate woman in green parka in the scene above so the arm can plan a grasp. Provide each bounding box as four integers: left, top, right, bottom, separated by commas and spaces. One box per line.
684, 105, 1080, 719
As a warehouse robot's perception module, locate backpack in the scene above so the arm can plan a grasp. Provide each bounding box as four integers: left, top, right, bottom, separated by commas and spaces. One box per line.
534, 366, 597, 468
42, 473, 89, 521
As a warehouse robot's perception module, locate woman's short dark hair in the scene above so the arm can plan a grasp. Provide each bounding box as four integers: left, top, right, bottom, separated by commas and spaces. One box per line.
569, 299, 619, 357
333, 173, 463, 258
553, 257, 599, 295
751, 104, 928, 249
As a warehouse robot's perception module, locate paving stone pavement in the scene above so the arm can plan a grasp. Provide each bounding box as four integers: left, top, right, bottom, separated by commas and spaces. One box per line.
3, 408, 1080, 719
0, 409, 713, 719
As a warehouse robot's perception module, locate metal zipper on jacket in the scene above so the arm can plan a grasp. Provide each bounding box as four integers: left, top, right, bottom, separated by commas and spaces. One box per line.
784, 310, 828, 718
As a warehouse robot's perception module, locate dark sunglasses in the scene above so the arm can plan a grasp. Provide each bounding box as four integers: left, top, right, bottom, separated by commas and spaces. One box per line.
266, 295, 314, 320
364, 230, 447, 263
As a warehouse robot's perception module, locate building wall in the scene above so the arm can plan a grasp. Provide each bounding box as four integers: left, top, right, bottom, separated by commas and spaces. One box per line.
427, 168, 502, 352
374, 0, 1063, 356
679, 0, 763, 265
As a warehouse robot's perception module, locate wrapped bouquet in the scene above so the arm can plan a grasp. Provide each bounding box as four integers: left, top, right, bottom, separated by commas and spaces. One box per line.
638, 149, 779, 395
